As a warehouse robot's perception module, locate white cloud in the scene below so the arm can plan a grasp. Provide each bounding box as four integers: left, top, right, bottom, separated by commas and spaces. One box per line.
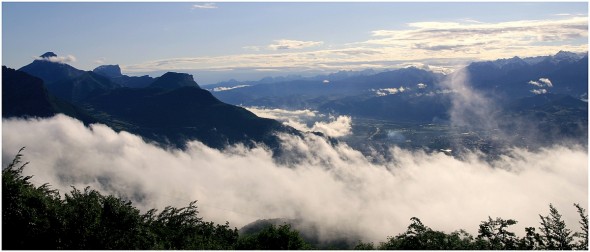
268, 39, 324, 50
244, 107, 351, 137
311, 115, 352, 137
192, 3, 217, 9
531, 89, 548, 94
539, 78, 553, 87
211, 85, 250, 92
528, 78, 553, 94
94, 57, 106, 64
367, 17, 588, 50
245, 107, 318, 121
36, 55, 77, 64
2, 114, 587, 243
121, 16, 586, 83
417, 83, 427, 89
528, 80, 542, 87
374, 87, 406, 96
443, 68, 499, 130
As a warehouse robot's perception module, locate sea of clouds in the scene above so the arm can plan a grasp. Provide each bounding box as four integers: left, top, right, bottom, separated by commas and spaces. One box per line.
2, 114, 587, 243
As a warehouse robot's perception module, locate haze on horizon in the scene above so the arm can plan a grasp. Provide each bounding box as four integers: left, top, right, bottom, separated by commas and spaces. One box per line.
2, 2, 588, 84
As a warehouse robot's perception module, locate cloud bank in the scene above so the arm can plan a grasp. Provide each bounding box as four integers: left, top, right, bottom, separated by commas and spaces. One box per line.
268, 39, 324, 51
244, 107, 352, 137
2, 115, 587, 243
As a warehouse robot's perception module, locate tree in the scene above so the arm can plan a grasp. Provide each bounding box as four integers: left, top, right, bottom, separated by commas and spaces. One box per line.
59, 187, 149, 249
379, 217, 476, 250
574, 203, 588, 250
2, 149, 239, 250
538, 204, 574, 250
236, 223, 311, 250
2, 147, 64, 249
143, 201, 238, 249
354, 241, 376, 250
518, 226, 544, 250
476, 216, 518, 249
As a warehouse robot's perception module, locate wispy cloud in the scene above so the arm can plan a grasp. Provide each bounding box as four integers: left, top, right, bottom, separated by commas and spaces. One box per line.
94, 57, 106, 64
122, 16, 587, 75
242, 45, 261, 52
192, 3, 217, 9
365, 17, 588, 57
35, 54, 77, 64
268, 39, 324, 50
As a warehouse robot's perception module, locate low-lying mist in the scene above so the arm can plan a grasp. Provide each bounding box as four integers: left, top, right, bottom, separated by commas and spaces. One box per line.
244, 107, 352, 137
2, 114, 587, 243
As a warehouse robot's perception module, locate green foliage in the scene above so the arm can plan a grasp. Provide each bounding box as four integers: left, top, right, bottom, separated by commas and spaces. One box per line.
378, 217, 477, 250
236, 223, 312, 250
537, 204, 575, 250
574, 203, 588, 250
59, 187, 148, 249
2, 149, 238, 250
354, 241, 376, 250
476, 216, 518, 249
143, 202, 238, 249
2, 147, 63, 249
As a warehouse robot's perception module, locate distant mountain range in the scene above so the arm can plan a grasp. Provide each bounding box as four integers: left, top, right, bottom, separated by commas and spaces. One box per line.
206, 51, 587, 146
4, 51, 587, 149
5, 52, 297, 149
209, 51, 587, 112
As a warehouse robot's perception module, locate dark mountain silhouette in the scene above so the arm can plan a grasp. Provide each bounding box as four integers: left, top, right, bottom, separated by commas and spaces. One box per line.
93, 64, 154, 88
92, 64, 122, 78
46, 71, 121, 102
2, 66, 96, 123
17, 52, 123, 103
8, 53, 300, 150
149, 72, 200, 89
82, 85, 295, 149
19, 52, 85, 84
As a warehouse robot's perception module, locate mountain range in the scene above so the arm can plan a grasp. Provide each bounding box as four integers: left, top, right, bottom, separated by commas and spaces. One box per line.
4, 51, 587, 150
210, 51, 587, 112
5, 52, 297, 150
207, 51, 587, 148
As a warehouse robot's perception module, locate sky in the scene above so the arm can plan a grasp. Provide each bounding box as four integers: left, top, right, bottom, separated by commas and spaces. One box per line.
2, 2, 588, 84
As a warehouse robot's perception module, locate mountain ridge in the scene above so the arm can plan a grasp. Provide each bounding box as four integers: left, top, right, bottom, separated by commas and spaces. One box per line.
5, 54, 300, 150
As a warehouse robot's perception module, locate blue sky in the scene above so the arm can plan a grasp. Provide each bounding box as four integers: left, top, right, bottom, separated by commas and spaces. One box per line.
2, 2, 588, 84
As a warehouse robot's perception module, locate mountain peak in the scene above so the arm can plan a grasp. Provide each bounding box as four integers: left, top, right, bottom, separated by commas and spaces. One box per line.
554, 50, 581, 61
93, 64, 122, 78
150, 72, 200, 89
40, 52, 57, 58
